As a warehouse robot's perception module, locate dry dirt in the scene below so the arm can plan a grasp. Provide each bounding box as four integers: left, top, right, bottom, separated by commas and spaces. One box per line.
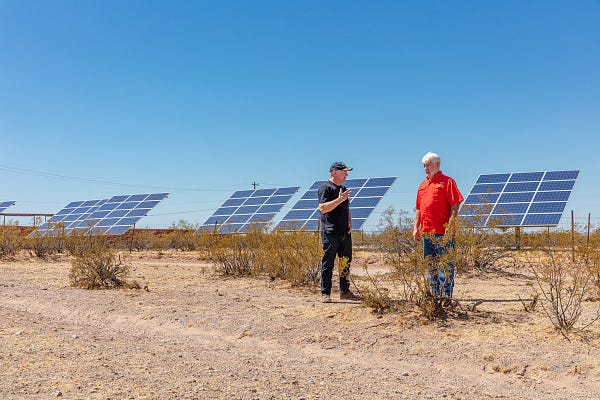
2, 250, 600, 400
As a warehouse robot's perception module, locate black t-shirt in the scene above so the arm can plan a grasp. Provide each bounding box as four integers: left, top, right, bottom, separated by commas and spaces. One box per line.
318, 180, 350, 234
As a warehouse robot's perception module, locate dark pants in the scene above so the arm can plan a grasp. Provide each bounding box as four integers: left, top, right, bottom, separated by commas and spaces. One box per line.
321, 231, 352, 295
422, 234, 456, 297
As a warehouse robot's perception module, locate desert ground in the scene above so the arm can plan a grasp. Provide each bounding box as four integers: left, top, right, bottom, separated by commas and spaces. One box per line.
1, 250, 600, 400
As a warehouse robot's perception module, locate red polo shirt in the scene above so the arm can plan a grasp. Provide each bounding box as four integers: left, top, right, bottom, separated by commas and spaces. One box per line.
416, 171, 464, 235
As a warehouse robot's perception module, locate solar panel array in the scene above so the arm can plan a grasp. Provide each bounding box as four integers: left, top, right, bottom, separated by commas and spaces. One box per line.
30, 193, 169, 236
459, 170, 579, 227
0, 201, 16, 213
276, 177, 397, 231
200, 187, 300, 233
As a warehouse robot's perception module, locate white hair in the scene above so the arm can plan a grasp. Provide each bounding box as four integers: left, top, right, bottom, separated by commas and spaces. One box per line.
422, 152, 441, 165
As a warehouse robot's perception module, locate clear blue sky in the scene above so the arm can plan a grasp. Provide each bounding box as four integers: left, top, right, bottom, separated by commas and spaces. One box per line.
1, 0, 599, 230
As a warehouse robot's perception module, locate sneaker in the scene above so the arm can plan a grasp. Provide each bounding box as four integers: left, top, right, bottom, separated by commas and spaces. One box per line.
340, 291, 362, 301
322, 294, 332, 303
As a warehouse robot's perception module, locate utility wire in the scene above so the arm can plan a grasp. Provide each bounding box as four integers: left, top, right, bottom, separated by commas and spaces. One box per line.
0, 164, 237, 192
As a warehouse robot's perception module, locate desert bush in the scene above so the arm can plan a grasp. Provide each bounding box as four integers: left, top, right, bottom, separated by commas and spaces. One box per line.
149, 232, 171, 255
352, 256, 401, 315
257, 230, 321, 287
29, 233, 55, 259
129, 230, 153, 251
162, 219, 200, 251
205, 232, 262, 275
66, 230, 109, 257
371, 208, 460, 319
530, 244, 600, 336
0, 225, 22, 258
454, 220, 514, 272
374, 208, 424, 301
69, 245, 130, 289
25, 222, 68, 258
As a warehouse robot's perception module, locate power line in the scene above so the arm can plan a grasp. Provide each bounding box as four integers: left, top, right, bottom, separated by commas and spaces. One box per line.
0, 164, 235, 192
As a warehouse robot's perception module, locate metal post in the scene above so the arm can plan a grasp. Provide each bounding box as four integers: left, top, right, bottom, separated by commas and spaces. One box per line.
129, 223, 136, 253
587, 213, 591, 247
571, 210, 575, 262
515, 226, 521, 250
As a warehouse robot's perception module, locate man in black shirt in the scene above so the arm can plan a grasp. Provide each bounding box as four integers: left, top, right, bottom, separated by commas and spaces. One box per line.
318, 161, 361, 303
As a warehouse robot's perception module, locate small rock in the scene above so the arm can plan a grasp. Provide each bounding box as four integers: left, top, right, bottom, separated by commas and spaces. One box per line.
467, 300, 483, 312
50, 390, 62, 397
15, 331, 23, 336
72, 334, 80, 339
401, 372, 409, 377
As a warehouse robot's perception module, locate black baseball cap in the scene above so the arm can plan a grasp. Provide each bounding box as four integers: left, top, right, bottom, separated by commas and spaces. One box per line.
329, 161, 353, 172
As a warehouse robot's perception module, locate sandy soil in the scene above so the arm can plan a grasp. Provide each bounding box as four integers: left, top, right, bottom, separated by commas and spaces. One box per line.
1, 250, 600, 400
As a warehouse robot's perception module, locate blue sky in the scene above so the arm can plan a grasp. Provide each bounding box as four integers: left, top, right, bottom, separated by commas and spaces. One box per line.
1, 0, 599, 230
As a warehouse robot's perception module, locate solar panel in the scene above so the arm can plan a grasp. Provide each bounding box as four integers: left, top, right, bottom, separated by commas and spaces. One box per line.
199, 187, 300, 233
276, 177, 397, 231
0, 201, 16, 213
29, 193, 169, 236
459, 170, 579, 227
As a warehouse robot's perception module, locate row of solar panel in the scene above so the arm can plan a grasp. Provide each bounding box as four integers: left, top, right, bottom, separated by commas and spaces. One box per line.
200, 178, 397, 233
204, 206, 376, 232
30, 193, 170, 237
39, 216, 141, 231
64, 193, 168, 208
198, 187, 300, 232
271, 178, 399, 232
291, 197, 383, 210
476, 170, 579, 184
213, 196, 385, 217
465, 190, 572, 205
54, 201, 162, 217
229, 187, 302, 198
295, 187, 391, 201
459, 170, 579, 228
470, 180, 575, 194
462, 213, 562, 227
461, 202, 567, 215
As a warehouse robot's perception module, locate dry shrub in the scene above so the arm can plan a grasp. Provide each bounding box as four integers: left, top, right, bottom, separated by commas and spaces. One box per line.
257, 230, 321, 287
24, 222, 68, 258
29, 234, 54, 259
414, 239, 461, 320
66, 230, 109, 257
205, 232, 262, 275
375, 208, 423, 301
129, 230, 153, 251
163, 219, 200, 251
352, 257, 400, 315
372, 208, 459, 320
0, 225, 22, 258
164, 229, 199, 251
529, 241, 600, 336
579, 239, 600, 299
69, 246, 130, 289
454, 219, 514, 272
149, 233, 171, 255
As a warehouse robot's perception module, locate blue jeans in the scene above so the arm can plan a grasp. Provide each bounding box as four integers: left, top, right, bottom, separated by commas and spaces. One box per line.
422, 234, 455, 297
321, 231, 352, 295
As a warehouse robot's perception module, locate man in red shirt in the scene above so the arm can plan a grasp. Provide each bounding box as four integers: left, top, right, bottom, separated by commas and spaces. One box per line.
413, 152, 464, 300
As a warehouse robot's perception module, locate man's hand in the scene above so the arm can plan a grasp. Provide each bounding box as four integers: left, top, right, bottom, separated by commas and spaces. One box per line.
338, 188, 351, 202
319, 188, 352, 215
413, 226, 420, 241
